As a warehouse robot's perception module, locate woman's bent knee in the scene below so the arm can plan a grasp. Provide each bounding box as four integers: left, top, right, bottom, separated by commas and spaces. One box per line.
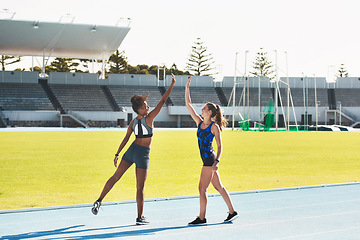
198, 185, 208, 194
214, 184, 224, 192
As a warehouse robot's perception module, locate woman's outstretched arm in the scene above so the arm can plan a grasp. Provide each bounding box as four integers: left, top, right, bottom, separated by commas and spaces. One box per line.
147, 73, 176, 120
212, 123, 222, 172
114, 120, 134, 167
185, 76, 202, 125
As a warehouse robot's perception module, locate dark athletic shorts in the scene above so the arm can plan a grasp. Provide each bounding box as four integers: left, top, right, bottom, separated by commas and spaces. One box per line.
122, 142, 150, 169
202, 155, 216, 167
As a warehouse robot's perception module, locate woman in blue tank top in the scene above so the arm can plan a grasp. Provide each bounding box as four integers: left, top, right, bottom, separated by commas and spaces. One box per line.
185, 76, 238, 225
92, 74, 176, 225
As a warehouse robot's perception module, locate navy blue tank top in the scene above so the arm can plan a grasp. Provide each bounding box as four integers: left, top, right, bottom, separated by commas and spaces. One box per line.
197, 121, 215, 159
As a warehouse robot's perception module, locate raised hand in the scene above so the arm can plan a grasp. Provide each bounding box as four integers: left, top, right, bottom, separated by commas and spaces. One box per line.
185, 76, 192, 88
171, 73, 176, 84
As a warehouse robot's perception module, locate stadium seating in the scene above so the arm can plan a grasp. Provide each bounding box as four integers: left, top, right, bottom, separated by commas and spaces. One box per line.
1, 82, 355, 110
1, 72, 359, 128
170, 87, 222, 106
0, 83, 54, 110
277, 88, 329, 107
108, 86, 163, 108
48, 84, 113, 111
334, 89, 360, 107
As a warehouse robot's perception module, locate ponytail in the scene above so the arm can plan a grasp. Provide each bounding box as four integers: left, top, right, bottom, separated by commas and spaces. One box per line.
206, 102, 228, 131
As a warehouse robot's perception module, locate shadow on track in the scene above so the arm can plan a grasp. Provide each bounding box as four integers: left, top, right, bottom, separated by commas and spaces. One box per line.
1, 222, 232, 239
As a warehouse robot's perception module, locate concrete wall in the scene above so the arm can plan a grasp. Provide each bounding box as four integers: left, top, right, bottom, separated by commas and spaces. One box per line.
2, 110, 127, 122
164, 75, 214, 87
2, 71, 359, 89
222, 76, 273, 88
2, 104, 359, 128
107, 74, 158, 86
279, 77, 328, 88
68, 111, 127, 121
2, 110, 59, 121
0, 71, 38, 83
335, 77, 360, 88
48, 72, 99, 85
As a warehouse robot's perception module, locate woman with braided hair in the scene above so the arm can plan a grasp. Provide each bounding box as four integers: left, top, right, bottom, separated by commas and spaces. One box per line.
185, 76, 238, 225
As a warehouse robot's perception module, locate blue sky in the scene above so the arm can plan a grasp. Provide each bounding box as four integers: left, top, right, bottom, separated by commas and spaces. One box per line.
1, 0, 359, 80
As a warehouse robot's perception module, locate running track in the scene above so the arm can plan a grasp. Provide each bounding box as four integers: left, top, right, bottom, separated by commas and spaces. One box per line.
1, 182, 360, 240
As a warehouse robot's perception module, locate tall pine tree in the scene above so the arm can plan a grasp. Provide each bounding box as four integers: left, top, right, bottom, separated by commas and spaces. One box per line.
1, 55, 21, 71
108, 50, 128, 74
250, 48, 275, 79
336, 63, 349, 77
48, 58, 79, 72
186, 38, 215, 76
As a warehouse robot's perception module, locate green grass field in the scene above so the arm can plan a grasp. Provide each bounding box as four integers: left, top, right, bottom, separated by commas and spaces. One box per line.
0, 130, 359, 210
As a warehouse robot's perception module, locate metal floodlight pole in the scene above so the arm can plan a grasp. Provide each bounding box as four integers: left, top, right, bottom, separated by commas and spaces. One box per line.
258, 75, 261, 130
302, 73, 306, 130
314, 74, 318, 131
32, 56, 34, 72
274, 50, 278, 131
157, 66, 160, 82
232, 52, 239, 131
100, 52, 106, 79
285, 51, 290, 130
338, 101, 342, 125
42, 49, 46, 78
306, 77, 309, 129
245, 51, 249, 122
244, 51, 248, 79
302, 73, 309, 131
163, 65, 166, 85
41, 48, 54, 78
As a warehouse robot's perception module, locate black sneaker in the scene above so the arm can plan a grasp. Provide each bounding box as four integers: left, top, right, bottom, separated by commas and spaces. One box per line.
188, 217, 207, 225
136, 216, 149, 225
91, 200, 101, 215
224, 211, 238, 222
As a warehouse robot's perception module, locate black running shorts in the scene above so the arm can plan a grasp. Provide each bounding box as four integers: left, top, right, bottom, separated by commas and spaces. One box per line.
202, 155, 216, 167
122, 142, 150, 169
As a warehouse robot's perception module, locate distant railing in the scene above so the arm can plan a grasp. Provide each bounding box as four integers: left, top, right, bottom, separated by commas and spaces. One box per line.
0, 107, 8, 127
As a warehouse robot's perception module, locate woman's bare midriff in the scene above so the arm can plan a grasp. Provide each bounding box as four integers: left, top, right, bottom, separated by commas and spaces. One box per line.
134, 137, 152, 148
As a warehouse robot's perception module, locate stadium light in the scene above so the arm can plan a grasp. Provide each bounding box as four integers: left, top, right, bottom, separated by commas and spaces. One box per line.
116, 17, 131, 27
0, 9, 15, 19
33, 21, 39, 29
59, 13, 75, 23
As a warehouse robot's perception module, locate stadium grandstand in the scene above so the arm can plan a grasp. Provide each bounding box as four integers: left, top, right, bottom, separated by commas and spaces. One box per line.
1, 19, 359, 129
1, 70, 360, 129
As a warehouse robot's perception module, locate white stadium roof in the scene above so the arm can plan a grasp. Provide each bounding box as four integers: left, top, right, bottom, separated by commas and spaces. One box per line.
0, 19, 130, 60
